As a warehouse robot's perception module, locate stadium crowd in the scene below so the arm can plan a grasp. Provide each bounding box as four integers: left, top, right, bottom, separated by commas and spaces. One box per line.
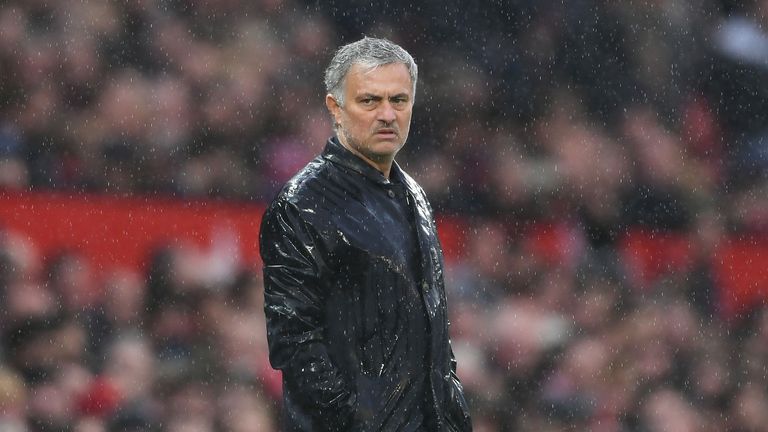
0, 0, 767, 430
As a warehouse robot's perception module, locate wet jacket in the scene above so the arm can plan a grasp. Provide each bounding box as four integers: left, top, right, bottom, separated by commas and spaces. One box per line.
260, 137, 472, 431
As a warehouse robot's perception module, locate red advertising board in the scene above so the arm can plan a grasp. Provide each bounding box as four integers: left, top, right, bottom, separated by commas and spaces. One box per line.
0, 191, 766, 319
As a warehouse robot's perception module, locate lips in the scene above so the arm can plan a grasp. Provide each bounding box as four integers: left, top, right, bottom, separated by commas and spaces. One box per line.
375, 128, 398, 137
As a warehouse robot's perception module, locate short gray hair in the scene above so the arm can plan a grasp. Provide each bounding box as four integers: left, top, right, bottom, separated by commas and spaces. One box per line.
324, 37, 418, 107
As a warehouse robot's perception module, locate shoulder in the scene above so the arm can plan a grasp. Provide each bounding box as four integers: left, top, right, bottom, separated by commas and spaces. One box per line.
262, 153, 357, 229
270, 154, 341, 209
396, 167, 440, 226
262, 157, 324, 222
398, 168, 431, 205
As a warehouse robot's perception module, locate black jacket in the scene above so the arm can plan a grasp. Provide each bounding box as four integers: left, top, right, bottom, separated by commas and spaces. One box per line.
260, 137, 472, 431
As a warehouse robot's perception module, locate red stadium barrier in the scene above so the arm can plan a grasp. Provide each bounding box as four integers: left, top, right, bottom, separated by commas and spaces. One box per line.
0, 191, 766, 319
618, 227, 695, 289
714, 236, 768, 318
0, 191, 265, 272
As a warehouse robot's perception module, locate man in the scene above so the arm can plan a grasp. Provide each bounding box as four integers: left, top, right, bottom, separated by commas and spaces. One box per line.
259, 37, 472, 432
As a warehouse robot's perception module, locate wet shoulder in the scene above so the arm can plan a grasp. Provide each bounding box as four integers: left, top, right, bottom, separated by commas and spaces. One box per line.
276, 156, 327, 204
271, 155, 355, 220
398, 168, 430, 207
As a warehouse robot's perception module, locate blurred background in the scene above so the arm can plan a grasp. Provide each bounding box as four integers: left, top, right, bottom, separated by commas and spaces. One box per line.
0, 0, 767, 430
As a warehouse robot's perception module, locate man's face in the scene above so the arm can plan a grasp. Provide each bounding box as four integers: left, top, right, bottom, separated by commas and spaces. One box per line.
326, 62, 414, 172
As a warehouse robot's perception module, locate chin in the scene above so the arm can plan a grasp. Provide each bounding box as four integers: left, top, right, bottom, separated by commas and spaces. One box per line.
371, 143, 402, 156
375, 137, 405, 148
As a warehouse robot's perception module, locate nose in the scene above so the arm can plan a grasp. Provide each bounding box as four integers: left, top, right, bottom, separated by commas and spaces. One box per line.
377, 101, 396, 124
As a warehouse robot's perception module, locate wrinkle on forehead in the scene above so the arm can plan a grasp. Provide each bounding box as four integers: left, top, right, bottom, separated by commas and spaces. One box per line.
346, 63, 414, 93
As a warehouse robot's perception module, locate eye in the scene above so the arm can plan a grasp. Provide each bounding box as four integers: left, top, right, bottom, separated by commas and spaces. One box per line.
391, 97, 408, 107
360, 98, 375, 106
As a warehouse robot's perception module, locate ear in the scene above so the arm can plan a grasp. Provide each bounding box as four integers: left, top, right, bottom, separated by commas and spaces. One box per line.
325, 94, 342, 125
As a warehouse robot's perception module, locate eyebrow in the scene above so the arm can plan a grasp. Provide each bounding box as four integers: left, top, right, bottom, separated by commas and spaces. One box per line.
357, 93, 410, 100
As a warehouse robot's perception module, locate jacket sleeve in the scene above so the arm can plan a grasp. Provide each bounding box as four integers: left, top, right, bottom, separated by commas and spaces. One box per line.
446, 342, 473, 431
260, 200, 355, 431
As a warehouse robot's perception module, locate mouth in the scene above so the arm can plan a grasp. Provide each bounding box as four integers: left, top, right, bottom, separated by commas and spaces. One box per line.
374, 128, 398, 138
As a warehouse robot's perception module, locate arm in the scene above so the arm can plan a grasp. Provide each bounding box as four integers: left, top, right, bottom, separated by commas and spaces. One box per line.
446, 342, 473, 431
260, 200, 355, 430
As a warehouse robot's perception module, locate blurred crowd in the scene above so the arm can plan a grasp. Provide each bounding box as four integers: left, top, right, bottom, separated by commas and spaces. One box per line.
0, 231, 280, 432
1, 0, 768, 431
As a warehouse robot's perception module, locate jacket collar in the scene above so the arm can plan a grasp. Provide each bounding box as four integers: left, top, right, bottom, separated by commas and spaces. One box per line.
322, 136, 406, 185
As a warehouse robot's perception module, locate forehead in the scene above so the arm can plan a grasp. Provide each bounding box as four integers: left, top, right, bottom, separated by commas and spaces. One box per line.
344, 63, 413, 96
